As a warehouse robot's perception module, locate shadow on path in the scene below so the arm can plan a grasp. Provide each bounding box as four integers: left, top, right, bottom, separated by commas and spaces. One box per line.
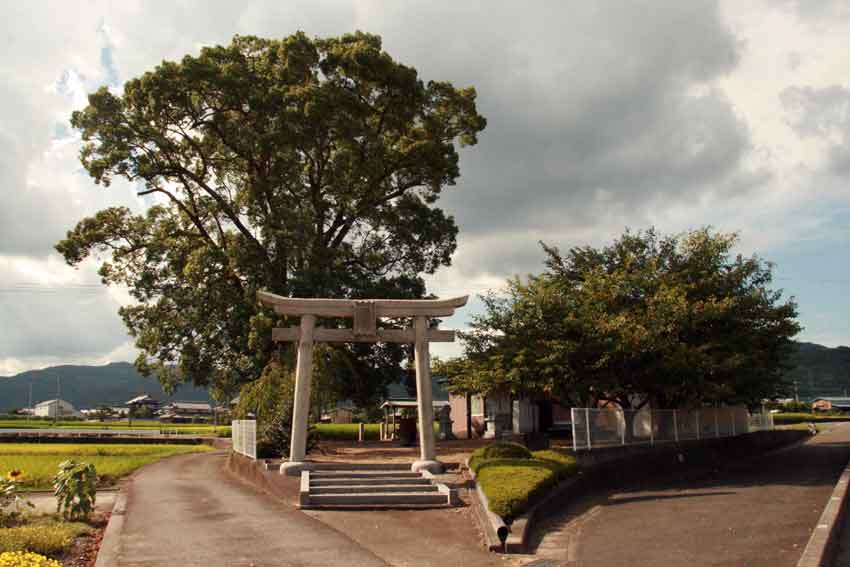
530, 424, 850, 567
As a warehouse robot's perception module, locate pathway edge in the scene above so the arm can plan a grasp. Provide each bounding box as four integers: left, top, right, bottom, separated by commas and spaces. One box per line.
796, 456, 850, 567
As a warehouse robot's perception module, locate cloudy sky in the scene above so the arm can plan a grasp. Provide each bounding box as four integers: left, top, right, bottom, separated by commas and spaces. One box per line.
2, 0, 850, 375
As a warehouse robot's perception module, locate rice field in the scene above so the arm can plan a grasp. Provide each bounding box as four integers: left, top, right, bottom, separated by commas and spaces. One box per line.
0, 443, 213, 490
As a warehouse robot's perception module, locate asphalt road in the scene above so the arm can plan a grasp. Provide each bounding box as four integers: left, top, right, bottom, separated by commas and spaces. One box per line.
532, 423, 850, 567
110, 451, 389, 567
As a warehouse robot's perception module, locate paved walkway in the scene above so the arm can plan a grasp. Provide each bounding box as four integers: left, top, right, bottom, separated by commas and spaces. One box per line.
532, 424, 850, 567
110, 451, 389, 567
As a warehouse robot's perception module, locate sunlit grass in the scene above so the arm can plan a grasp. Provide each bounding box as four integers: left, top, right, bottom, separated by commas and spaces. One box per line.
0, 443, 212, 490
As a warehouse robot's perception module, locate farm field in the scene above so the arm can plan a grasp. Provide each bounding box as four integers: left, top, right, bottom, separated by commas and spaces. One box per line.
0, 420, 230, 436
0, 443, 213, 490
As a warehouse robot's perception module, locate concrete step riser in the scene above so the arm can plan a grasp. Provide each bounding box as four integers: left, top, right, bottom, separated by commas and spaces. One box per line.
310, 463, 412, 471
308, 493, 448, 506
311, 471, 420, 479
310, 478, 430, 487
310, 485, 439, 494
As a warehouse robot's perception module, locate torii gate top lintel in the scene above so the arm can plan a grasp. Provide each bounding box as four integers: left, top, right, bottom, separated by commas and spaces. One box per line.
256, 290, 468, 318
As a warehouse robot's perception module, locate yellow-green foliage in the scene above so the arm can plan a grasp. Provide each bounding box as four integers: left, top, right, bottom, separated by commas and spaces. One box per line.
0, 444, 212, 490
314, 424, 381, 441
0, 551, 62, 567
468, 442, 532, 472
471, 444, 578, 520
477, 460, 556, 520
0, 519, 89, 555
532, 450, 579, 478
773, 413, 850, 424
0, 421, 230, 436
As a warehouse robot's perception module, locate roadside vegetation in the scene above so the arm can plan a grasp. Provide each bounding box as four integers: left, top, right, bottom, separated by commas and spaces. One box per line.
469, 442, 578, 520
0, 444, 212, 490
773, 413, 850, 424
314, 423, 381, 441
0, 420, 230, 437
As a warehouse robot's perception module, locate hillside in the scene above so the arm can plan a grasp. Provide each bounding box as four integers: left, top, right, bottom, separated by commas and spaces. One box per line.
784, 342, 850, 401
0, 362, 212, 412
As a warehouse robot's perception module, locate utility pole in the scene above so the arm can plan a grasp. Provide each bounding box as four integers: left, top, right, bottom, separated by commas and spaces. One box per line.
27, 380, 32, 422
55, 375, 61, 423
794, 380, 799, 404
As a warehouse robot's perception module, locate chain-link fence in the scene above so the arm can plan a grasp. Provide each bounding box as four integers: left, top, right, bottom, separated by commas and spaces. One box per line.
231, 419, 257, 459
571, 407, 772, 451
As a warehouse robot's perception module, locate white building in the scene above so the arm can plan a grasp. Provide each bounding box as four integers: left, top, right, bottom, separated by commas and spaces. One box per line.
33, 399, 81, 418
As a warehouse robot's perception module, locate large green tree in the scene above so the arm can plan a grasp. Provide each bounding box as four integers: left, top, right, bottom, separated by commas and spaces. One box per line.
57, 32, 486, 402
451, 228, 801, 412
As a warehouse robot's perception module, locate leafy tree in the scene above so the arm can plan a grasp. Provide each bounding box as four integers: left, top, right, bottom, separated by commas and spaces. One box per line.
452, 228, 801, 416
56, 32, 486, 401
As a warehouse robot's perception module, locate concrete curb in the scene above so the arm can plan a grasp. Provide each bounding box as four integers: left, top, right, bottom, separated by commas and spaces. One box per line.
796, 458, 850, 567
465, 456, 580, 553
94, 490, 127, 567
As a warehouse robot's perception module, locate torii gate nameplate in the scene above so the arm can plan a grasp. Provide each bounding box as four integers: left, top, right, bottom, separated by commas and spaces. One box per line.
257, 290, 468, 475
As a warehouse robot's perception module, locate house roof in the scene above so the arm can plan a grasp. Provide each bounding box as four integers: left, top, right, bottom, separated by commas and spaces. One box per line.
126, 395, 156, 405
384, 375, 449, 402
161, 401, 212, 411
34, 399, 71, 408
380, 400, 450, 409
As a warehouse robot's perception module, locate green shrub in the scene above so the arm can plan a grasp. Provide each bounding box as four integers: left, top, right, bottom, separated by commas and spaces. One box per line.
476, 460, 558, 520
469, 442, 533, 472
257, 401, 317, 459
469, 444, 579, 520
531, 450, 578, 479
773, 412, 850, 424
0, 519, 90, 555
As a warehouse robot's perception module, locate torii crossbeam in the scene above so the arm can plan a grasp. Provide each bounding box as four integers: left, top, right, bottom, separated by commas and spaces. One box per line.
258, 290, 468, 475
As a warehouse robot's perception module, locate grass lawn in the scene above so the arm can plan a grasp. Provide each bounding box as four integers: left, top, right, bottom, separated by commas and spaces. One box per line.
0, 443, 213, 490
0, 420, 231, 436
314, 423, 381, 441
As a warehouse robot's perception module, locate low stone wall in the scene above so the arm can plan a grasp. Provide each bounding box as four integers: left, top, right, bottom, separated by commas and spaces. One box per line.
224, 452, 300, 507
472, 429, 810, 552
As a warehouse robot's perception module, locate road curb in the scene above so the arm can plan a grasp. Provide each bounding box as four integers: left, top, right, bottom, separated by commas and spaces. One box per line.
796, 458, 850, 567
94, 490, 127, 567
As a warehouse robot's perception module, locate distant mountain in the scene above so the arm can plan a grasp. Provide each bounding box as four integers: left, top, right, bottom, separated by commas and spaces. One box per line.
0, 362, 212, 412
784, 342, 850, 401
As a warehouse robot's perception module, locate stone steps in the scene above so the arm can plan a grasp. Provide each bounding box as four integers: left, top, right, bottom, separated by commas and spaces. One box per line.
299, 466, 457, 509
311, 484, 439, 494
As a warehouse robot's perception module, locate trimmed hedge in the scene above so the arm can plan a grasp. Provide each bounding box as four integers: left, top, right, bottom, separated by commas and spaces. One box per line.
468, 441, 532, 473
470, 444, 578, 520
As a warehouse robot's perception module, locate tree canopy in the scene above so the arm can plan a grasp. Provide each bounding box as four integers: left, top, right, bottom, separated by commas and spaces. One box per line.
449, 228, 801, 410
57, 32, 486, 403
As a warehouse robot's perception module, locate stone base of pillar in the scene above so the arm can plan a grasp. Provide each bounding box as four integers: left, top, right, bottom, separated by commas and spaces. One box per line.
411, 459, 444, 474
280, 461, 314, 476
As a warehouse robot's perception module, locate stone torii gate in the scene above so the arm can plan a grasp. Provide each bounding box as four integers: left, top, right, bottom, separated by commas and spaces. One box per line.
257, 290, 468, 475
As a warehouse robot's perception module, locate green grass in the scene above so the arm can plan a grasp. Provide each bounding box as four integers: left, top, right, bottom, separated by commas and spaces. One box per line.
0, 518, 90, 555
470, 444, 578, 520
0, 420, 231, 436
0, 443, 213, 490
773, 412, 850, 424
314, 423, 381, 441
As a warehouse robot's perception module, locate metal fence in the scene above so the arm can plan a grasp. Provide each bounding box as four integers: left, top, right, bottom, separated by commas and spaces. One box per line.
231, 419, 257, 459
571, 407, 773, 451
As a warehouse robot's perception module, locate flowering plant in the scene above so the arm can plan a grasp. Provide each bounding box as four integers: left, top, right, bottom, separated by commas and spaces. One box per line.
0, 470, 34, 526
0, 551, 62, 567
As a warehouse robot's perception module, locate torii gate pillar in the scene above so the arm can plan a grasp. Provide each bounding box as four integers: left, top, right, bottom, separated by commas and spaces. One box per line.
258, 291, 467, 476
412, 315, 439, 473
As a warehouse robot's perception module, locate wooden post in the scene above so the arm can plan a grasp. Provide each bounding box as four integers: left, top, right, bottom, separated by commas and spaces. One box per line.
281, 314, 315, 473
412, 316, 441, 473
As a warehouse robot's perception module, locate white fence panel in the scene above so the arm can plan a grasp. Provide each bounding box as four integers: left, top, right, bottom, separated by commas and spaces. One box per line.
571, 406, 773, 451
231, 419, 257, 459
